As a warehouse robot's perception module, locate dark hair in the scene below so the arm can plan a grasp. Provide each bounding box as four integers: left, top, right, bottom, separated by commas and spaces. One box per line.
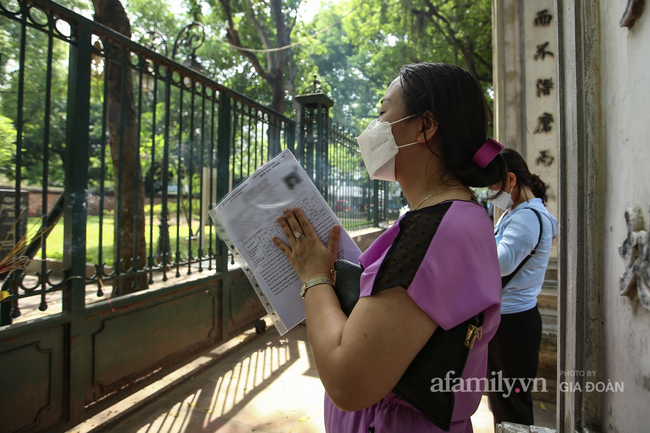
398, 63, 507, 192
500, 148, 548, 203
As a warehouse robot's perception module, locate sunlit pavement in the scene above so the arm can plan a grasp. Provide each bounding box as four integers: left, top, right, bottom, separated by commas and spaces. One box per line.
85, 324, 555, 433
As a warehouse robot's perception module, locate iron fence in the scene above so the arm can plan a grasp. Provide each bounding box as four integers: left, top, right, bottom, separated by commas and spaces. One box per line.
0, 0, 294, 325
327, 122, 386, 230
296, 92, 399, 232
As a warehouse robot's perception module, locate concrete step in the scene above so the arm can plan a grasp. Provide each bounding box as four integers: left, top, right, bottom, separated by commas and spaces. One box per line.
544, 268, 557, 281
542, 278, 558, 291
537, 286, 557, 310
539, 307, 557, 319
533, 377, 557, 405
498, 422, 556, 433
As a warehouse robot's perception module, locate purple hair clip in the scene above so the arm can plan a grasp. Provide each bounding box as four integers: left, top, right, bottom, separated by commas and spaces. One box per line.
472, 138, 504, 169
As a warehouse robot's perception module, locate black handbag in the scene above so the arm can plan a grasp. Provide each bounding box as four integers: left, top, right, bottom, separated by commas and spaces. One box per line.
333, 259, 483, 431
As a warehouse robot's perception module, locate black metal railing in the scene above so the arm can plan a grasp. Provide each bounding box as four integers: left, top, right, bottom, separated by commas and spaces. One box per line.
0, 0, 294, 324
326, 121, 404, 230
327, 122, 382, 230
296, 91, 398, 232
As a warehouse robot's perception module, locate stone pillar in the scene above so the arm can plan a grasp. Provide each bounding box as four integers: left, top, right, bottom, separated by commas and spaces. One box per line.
294, 91, 334, 199
493, 0, 561, 418
493, 0, 559, 259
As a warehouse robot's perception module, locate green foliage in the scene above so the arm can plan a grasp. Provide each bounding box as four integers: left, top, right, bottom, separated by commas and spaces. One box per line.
0, 20, 69, 186
0, 0, 494, 187
300, 0, 493, 130
0, 115, 16, 179
0, 0, 89, 186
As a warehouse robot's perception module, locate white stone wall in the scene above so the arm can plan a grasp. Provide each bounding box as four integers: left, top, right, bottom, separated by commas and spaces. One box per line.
597, 0, 650, 429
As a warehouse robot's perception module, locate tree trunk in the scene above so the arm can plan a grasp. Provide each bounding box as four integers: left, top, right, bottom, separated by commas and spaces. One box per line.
269, 73, 286, 114
92, 0, 148, 295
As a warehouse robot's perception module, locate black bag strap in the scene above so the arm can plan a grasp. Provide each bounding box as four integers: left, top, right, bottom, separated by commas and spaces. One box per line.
501, 208, 543, 288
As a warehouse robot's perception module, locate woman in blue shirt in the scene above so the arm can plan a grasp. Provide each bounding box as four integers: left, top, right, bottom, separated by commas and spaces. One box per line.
487, 149, 558, 426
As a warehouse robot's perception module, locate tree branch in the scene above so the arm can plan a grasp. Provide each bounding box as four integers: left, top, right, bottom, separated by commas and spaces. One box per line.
288, 0, 302, 34
421, 0, 457, 39
217, 0, 269, 81
243, 0, 273, 67
415, 2, 458, 48
473, 50, 492, 71
216, 0, 234, 28
243, 0, 272, 50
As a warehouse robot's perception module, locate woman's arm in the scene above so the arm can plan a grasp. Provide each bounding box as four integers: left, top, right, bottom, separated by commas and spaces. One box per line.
304, 283, 437, 412
273, 208, 438, 412
496, 212, 540, 275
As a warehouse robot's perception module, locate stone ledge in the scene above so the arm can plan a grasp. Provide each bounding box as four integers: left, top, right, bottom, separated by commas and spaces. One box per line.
349, 226, 387, 252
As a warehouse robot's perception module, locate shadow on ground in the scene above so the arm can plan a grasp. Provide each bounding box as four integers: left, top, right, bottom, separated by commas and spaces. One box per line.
104, 324, 556, 433
112, 324, 325, 433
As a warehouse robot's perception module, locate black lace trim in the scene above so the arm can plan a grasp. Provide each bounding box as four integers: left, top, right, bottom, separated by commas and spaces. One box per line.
371, 201, 453, 295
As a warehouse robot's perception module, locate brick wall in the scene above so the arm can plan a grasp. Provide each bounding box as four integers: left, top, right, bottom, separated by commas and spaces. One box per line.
27, 190, 64, 217
26, 188, 169, 217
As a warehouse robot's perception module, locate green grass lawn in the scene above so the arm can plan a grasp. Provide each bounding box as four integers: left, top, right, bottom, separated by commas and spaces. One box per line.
26, 214, 376, 264
28, 216, 218, 264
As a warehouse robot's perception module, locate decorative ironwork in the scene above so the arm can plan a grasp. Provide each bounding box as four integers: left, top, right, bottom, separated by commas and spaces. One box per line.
619, 205, 650, 311
311, 74, 322, 93
139, 30, 168, 56
171, 22, 205, 63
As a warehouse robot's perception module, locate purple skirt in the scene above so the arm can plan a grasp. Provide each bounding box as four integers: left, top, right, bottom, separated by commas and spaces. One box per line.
324, 392, 473, 433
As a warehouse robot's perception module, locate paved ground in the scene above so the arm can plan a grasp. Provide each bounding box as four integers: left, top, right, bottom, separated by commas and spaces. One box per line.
78, 323, 556, 433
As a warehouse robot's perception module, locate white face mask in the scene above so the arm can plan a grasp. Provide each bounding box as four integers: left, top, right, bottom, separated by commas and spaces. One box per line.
356, 115, 418, 181
489, 185, 515, 210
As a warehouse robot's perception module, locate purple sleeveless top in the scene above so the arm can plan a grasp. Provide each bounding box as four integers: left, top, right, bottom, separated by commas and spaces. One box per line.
324, 200, 502, 432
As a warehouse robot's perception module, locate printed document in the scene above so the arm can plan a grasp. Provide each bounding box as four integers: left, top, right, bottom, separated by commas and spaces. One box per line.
209, 149, 361, 335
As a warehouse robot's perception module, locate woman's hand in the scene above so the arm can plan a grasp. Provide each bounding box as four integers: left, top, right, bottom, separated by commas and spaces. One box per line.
272, 207, 340, 282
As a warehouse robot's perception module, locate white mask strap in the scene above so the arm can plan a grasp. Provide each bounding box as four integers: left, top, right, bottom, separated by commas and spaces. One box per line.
397, 140, 419, 149
389, 114, 417, 125
389, 115, 419, 148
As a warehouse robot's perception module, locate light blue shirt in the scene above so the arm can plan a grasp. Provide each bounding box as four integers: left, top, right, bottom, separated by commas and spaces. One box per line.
494, 198, 558, 314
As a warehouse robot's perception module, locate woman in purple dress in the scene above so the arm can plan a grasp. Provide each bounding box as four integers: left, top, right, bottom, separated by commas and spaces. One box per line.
273, 63, 508, 432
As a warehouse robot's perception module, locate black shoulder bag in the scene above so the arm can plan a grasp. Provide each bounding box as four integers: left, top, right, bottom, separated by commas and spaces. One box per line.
333, 259, 484, 431
500, 208, 543, 288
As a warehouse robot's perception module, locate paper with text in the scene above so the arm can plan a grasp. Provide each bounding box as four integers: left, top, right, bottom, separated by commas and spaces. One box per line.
209, 149, 361, 335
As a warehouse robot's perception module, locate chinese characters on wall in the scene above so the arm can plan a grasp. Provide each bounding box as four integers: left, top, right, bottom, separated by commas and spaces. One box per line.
534, 9, 553, 26
536, 150, 555, 166
534, 42, 554, 60
536, 78, 553, 96
532, 8, 555, 141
